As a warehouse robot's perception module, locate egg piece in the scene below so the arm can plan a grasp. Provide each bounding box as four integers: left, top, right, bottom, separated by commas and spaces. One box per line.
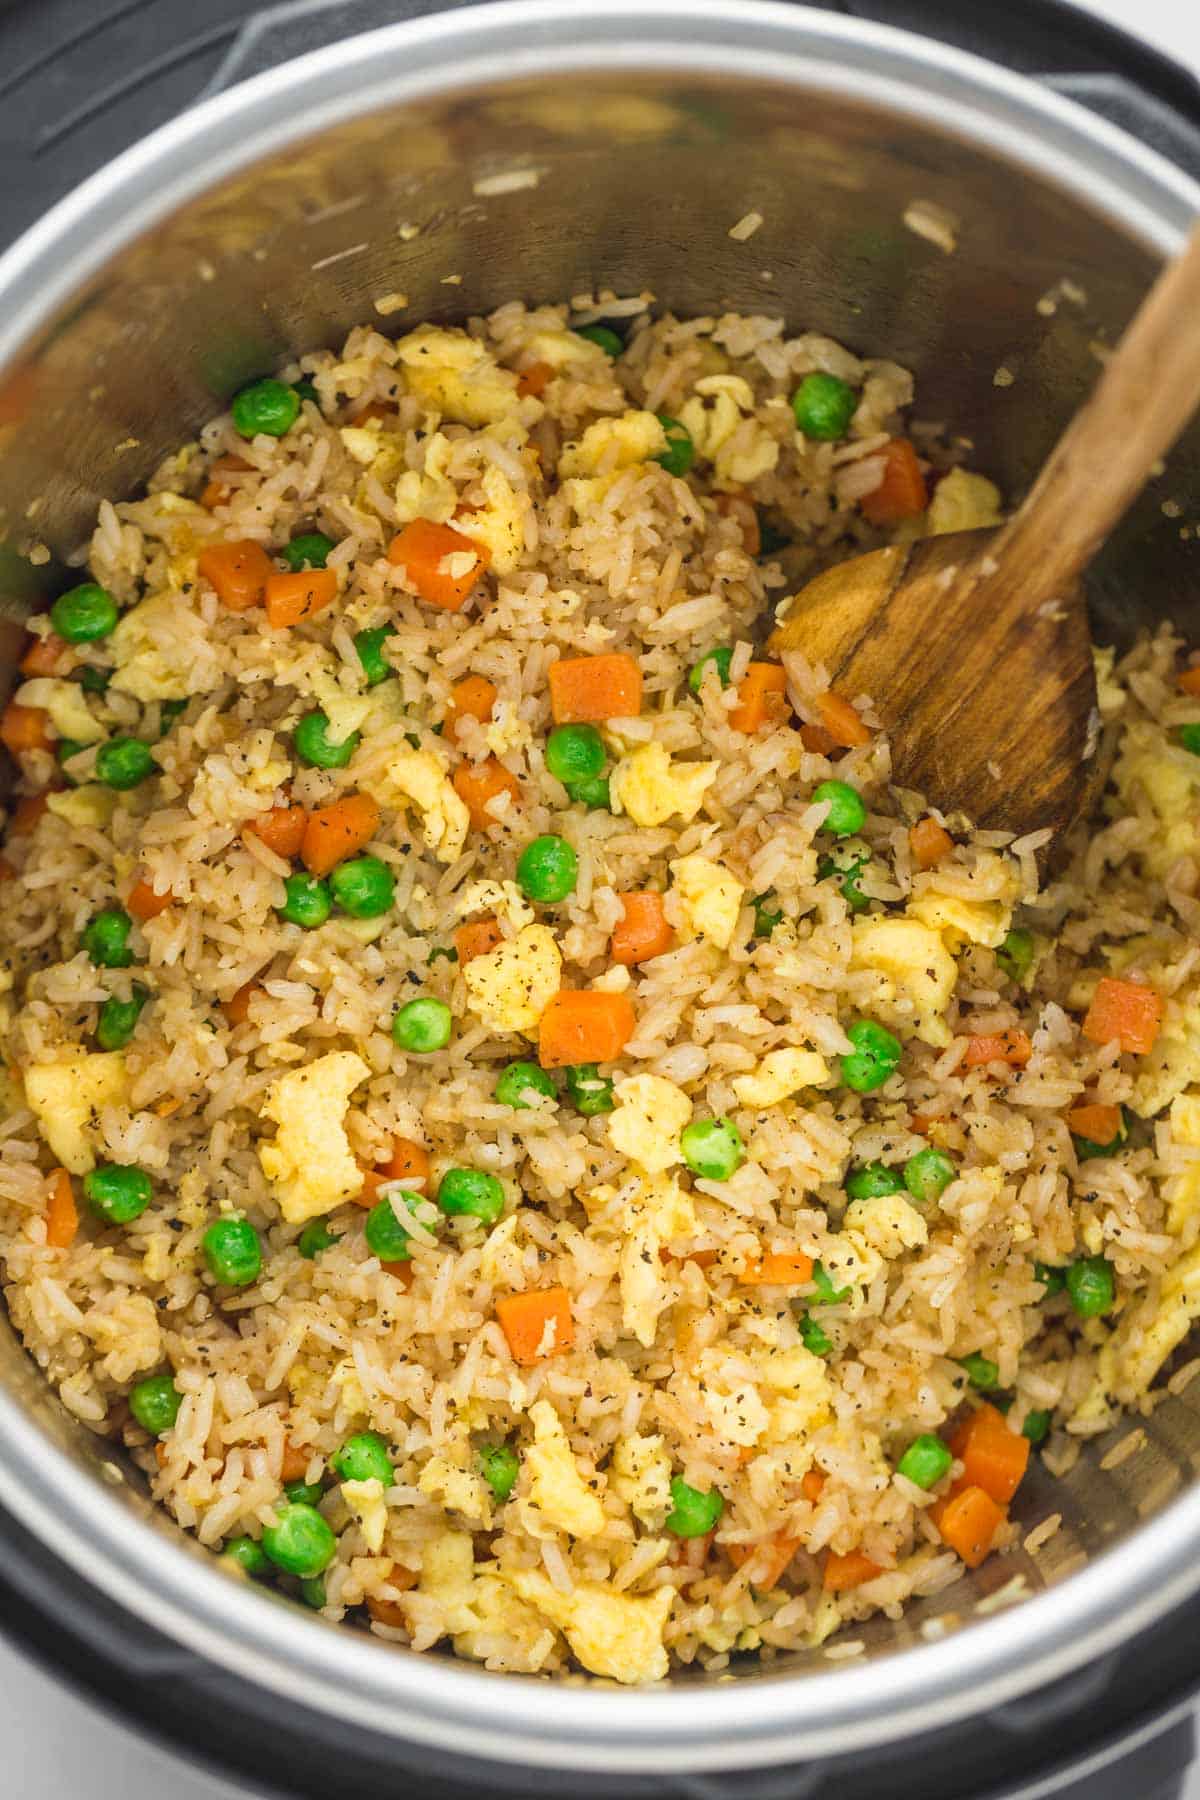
365, 748, 470, 865
732, 1048, 830, 1108
677, 374, 780, 485
108, 589, 222, 700
693, 1347, 770, 1446
1171, 1094, 1200, 1146
509, 1567, 674, 1684
395, 325, 522, 427
925, 468, 1003, 537
817, 1231, 884, 1315
90, 1294, 161, 1383
616, 1168, 694, 1349
1130, 1001, 1200, 1121
849, 915, 958, 1047
394, 431, 458, 525
258, 1050, 370, 1224
341, 1477, 388, 1553
418, 1531, 479, 1630
558, 409, 667, 479
418, 1444, 492, 1526
758, 1343, 833, 1445
610, 1434, 672, 1527
24, 1049, 130, 1174
457, 466, 528, 575
609, 1075, 692, 1174
1093, 1241, 1200, 1406
610, 743, 718, 828
455, 879, 534, 933
308, 668, 374, 746
462, 923, 562, 1035
524, 328, 610, 370
1166, 1094, 1200, 1234
330, 1355, 369, 1421
15, 678, 105, 745
669, 853, 745, 952
909, 890, 1012, 952
1113, 719, 1200, 879
844, 1191, 928, 1259
519, 1399, 606, 1539
46, 785, 118, 830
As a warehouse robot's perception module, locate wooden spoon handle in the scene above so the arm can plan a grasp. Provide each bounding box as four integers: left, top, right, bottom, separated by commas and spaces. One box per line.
991, 218, 1200, 603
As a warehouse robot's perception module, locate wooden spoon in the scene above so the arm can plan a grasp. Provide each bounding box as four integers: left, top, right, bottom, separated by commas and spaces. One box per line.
768, 222, 1200, 842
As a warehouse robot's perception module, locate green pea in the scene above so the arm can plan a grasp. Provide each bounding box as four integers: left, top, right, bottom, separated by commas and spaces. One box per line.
680, 1117, 745, 1181
813, 779, 866, 838
959, 1352, 1000, 1392
817, 851, 871, 913
791, 372, 858, 441
752, 892, 783, 939
1177, 723, 1200, 756
298, 1220, 341, 1259
797, 1313, 833, 1356
232, 378, 301, 440
841, 1019, 902, 1093
83, 1163, 152, 1225
564, 774, 611, 810
996, 927, 1035, 983
653, 415, 695, 478
516, 834, 577, 904
495, 1061, 557, 1109
564, 1063, 614, 1116
364, 1194, 421, 1262
354, 626, 392, 687
202, 1217, 262, 1287
284, 1480, 324, 1508
222, 1535, 269, 1578
331, 1430, 393, 1485
261, 1501, 336, 1578
896, 1434, 952, 1490
575, 324, 623, 357
277, 873, 332, 929
437, 1167, 505, 1226
1066, 1255, 1115, 1318
811, 1260, 850, 1305
392, 996, 452, 1053
545, 724, 606, 784
477, 1441, 520, 1502
128, 1373, 181, 1436
330, 856, 394, 919
904, 1147, 957, 1202
95, 737, 156, 790
1034, 1262, 1066, 1296
50, 582, 119, 643
299, 1576, 327, 1609
294, 710, 358, 769
281, 532, 335, 572
292, 379, 321, 407
97, 983, 149, 1051
665, 1475, 724, 1537
79, 666, 111, 694
82, 907, 134, 969
845, 1162, 904, 1200
1022, 1409, 1052, 1446
688, 647, 734, 696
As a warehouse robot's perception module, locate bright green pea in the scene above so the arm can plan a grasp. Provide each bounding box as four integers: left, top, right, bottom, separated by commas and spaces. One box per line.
575, 324, 623, 357
841, 1019, 902, 1093
811, 1260, 850, 1305
680, 1117, 745, 1181
797, 1313, 833, 1356
82, 907, 134, 969
293, 380, 320, 407
277, 873, 332, 929
232, 378, 301, 440
364, 1194, 421, 1262
545, 724, 606, 784
1023, 1409, 1052, 1446
285, 1480, 324, 1507
845, 1163, 904, 1200
996, 927, 1035, 983
959, 1352, 1000, 1392
1177, 723, 1200, 756
281, 532, 335, 572
477, 1441, 520, 1502
688, 647, 734, 696
896, 1434, 952, 1490
904, 1147, 957, 1202
330, 856, 394, 919
331, 1430, 393, 1485
817, 850, 871, 913
83, 1163, 152, 1225
95, 737, 156, 790
354, 626, 392, 687
665, 1476, 724, 1537
564, 1064, 614, 1116
516, 834, 577, 904
564, 774, 610, 810
222, 1535, 269, 1578
495, 1061, 557, 1109
129, 1373, 181, 1435
791, 372, 858, 441
653, 415, 695, 478
1034, 1262, 1066, 1296
50, 582, 119, 643
96, 983, 149, 1050
261, 1501, 336, 1578
1066, 1255, 1115, 1318
752, 892, 783, 939
294, 710, 358, 769
392, 996, 452, 1053
299, 1576, 326, 1609
437, 1167, 505, 1226
202, 1217, 262, 1287
298, 1220, 341, 1259
813, 779, 866, 838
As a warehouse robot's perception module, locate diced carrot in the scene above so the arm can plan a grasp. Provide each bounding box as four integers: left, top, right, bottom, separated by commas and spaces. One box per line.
445, 675, 498, 738
910, 817, 954, 869
728, 1532, 802, 1589
815, 690, 871, 748
299, 793, 379, 876
264, 567, 338, 629
357, 1137, 432, 1206
249, 802, 310, 861
45, 1169, 78, 1250
0, 703, 51, 754
548, 652, 642, 724
1178, 664, 1200, 696
280, 1440, 310, 1483
1066, 1101, 1122, 1145
714, 491, 761, 555
801, 1470, 826, 1503
516, 361, 554, 399
126, 876, 176, 922
453, 758, 521, 830
454, 917, 505, 964
388, 518, 490, 613
380, 1259, 416, 1287
610, 891, 674, 966
538, 990, 636, 1069
728, 662, 789, 734
20, 632, 74, 677
1082, 975, 1163, 1057
964, 1029, 1032, 1069
496, 1286, 574, 1366
823, 1550, 882, 1593
366, 1588, 416, 1628
909, 1113, 933, 1136
799, 720, 840, 756
659, 1245, 720, 1270
739, 1250, 815, 1286
200, 453, 251, 510
860, 438, 928, 527
198, 539, 272, 612
223, 980, 263, 1027
929, 1483, 1005, 1569
947, 1402, 1030, 1506
155, 1096, 183, 1119
9, 792, 47, 835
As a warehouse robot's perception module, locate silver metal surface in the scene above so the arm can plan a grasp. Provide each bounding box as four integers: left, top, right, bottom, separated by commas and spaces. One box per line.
0, 0, 1198, 1774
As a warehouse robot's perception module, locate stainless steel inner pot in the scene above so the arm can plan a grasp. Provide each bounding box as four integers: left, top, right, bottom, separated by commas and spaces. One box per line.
0, 0, 1198, 1774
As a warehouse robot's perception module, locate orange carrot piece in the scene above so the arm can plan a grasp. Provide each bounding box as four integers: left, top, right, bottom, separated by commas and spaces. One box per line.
728, 662, 789, 734
198, 539, 272, 612
452, 758, 521, 830
610, 891, 674, 966
815, 690, 871, 748
801, 1470, 826, 1503
280, 1441, 310, 1483
299, 792, 379, 877
45, 1169, 78, 1250
548, 652, 642, 724
0, 703, 51, 755
496, 1286, 574, 1366
930, 1483, 1005, 1569
20, 632, 74, 677
366, 1590, 415, 1629
1178, 664, 1200, 696
380, 1259, 416, 1287
516, 361, 554, 398
799, 720, 840, 756
910, 817, 954, 869
714, 492, 761, 555
1067, 1101, 1122, 1144
1082, 975, 1163, 1056
9, 792, 48, 835
357, 1137, 432, 1206
388, 518, 490, 613
948, 1402, 1030, 1506
223, 980, 263, 1027
739, 1250, 815, 1286
538, 990, 636, 1069
445, 675, 498, 738
659, 1245, 720, 1271
454, 917, 505, 964
964, 1029, 1032, 1069
126, 876, 176, 922
264, 567, 338, 629
200, 453, 251, 509
249, 803, 310, 861
860, 438, 928, 526
823, 1550, 883, 1593
728, 1532, 802, 1589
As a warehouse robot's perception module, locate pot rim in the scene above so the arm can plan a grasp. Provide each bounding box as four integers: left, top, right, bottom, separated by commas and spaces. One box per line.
1, 0, 1198, 1771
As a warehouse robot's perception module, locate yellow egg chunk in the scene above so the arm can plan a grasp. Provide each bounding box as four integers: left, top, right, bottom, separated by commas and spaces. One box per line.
520, 1400, 606, 1538
610, 1433, 672, 1526
509, 1567, 674, 1684
925, 467, 1003, 536
395, 325, 522, 427
557, 409, 667, 479
844, 1191, 928, 1259
462, 923, 562, 1035
849, 915, 957, 1046
14, 678, 105, 744
108, 589, 222, 701
341, 1478, 388, 1554
608, 1074, 692, 1173
24, 1050, 130, 1174
732, 1048, 829, 1108
258, 1051, 370, 1224
670, 853, 745, 951
610, 742, 718, 828
365, 748, 470, 865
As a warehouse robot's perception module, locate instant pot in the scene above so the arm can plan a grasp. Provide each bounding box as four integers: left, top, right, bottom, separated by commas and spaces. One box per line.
0, 2, 1198, 1796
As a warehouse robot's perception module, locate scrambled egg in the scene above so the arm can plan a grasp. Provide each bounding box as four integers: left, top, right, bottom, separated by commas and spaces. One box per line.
46, 786, 118, 830
909, 890, 1012, 952
925, 467, 1003, 536
509, 1567, 674, 1684
90, 1294, 161, 1383
608, 1075, 692, 1173
341, 1478, 388, 1553
849, 915, 958, 1047
844, 1191, 928, 1258
15, 678, 105, 745
394, 431, 457, 525
524, 328, 609, 369
519, 1400, 606, 1539
1131, 1000, 1200, 1120
669, 853, 745, 952
757, 1344, 834, 1446
610, 743, 718, 828
455, 879, 534, 932
330, 1355, 369, 1420
678, 374, 780, 486
258, 1051, 369, 1224
395, 325, 522, 427
693, 1347, 770, 1445
418, 1438, 492, 1525
818, 1231, 884, 1314
365, 748, 470, 865
1089, 1242, 1200, 1410
1112, 719, 1200, 879
462, 923, 562, 1035
308, 667, 374, 746
457, 466, 528, 575
619, 1169, 695, 1347
109, 589, 220, 701
732, 1048, 829, 1108
420, 1533, 554, 1673
24, 1050, 130, 1173
610, 1433, 672, 1526
558, 409, 667, 479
